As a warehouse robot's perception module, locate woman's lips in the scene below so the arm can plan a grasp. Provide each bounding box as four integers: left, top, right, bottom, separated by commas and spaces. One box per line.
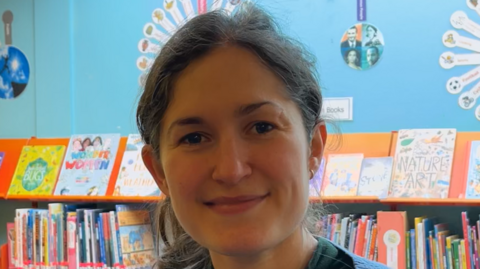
204, 194, 268, 215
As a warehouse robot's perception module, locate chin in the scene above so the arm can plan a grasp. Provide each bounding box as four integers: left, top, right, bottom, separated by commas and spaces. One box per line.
203, 225, 276, 256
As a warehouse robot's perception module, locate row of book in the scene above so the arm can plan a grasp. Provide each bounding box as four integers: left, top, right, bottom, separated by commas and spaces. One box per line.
316, 213, 379, 261
0, 134, 161, 197
317, 210, 480, 269
309, 128, 480, 199
6, 203, 158, 269
400, 211, 480, 269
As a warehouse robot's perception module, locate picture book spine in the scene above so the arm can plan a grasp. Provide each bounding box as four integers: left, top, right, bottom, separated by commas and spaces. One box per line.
417, 222, 425, 269
15, 216, 20, 268
115, 213, 123, 266
407, 230, 411, 269
368, 223, 378, 261
56, 212, 63, 266
462, 239, 468, 269
439, 233, 445, 269
109, 212, 119, 266
429, 231, 435, 269
453, 239, 460, 269
7, 222, 15, 269
462, 213, 472, 269
472, 228, 479, 269
97, 215, 106, 268
22, 211, 28, 268
84, 211, 91, 268
67, 215, 77, 269
27, 209, 33, 267
363, 219, 372, 258
411, 229, 417, 269
42, 211, 48, 269
354, 217, 367, 256
447, 237, 453, 269
102, 213, 112, 268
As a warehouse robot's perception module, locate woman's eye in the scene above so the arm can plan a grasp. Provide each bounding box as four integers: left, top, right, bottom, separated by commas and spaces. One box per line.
253, 122, 274, 134
181, 133, 203, 145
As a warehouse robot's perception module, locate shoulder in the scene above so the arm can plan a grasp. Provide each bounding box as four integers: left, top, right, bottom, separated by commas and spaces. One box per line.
322, 238, 389, 269
350, 255, 390, 269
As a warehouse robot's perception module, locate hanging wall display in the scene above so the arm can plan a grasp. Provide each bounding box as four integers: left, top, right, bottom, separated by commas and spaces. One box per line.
0, 10, 30, 100
440, 0, 480, 121
137, 0, 242, 87
340, 23, 385, 71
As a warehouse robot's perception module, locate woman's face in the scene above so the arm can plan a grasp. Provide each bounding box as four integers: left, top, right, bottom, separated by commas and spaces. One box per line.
347, 50, 357, 64
366, 26, 375, 38
93, 138, 101, 147
146, 46, 324, 257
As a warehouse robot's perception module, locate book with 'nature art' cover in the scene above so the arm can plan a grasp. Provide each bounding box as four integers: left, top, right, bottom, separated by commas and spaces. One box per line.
465, 141, 480, 199
388, 129, 456, 199
8, 146, 66, 195
53, 134, 120, 196
113, 134, 160, 197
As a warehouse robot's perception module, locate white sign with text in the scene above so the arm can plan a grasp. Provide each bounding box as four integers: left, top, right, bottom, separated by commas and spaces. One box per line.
321, 97, 353, 121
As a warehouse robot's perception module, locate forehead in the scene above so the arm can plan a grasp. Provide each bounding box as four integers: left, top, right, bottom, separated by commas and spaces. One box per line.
163, 46, 291, 119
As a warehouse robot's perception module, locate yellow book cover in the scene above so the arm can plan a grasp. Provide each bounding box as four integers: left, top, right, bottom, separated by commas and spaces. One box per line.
461, 239, 467, 269
7, 146, 66, 195
414, 216, 426, 269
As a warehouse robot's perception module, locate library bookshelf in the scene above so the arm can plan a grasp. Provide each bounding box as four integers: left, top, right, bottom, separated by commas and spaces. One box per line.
0, 131, 478, 206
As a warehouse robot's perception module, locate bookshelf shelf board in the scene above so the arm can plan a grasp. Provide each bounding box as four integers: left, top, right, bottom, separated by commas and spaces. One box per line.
5, 195, 163, 203
381, 198, 480, 206
309, 196, 379, 204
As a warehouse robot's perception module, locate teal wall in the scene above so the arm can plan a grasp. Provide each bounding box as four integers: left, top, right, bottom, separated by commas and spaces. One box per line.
0, 0, 478, 139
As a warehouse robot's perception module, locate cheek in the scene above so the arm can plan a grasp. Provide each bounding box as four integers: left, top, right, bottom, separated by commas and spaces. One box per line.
163, 152, 206, 198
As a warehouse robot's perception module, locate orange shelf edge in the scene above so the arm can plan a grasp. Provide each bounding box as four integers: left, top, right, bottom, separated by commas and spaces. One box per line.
5, 194, 164, 203
309, 196, 379, 204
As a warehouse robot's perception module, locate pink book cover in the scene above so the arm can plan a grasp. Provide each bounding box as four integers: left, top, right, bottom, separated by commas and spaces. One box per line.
321, 153, 364, 197
67, 216, 77, 269
377, 211, 407, 269
6, 222, 15, 269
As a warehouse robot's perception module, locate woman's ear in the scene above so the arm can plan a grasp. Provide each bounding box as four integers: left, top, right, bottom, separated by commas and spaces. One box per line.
309, 121, 327, 173
142, 145, 170, 196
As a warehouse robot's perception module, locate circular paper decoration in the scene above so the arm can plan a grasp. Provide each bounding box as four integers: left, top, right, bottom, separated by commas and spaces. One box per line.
340, 23, 385, 71
0, 11, 30, 100
137, 0, 242, 87
440, 0, 480, 121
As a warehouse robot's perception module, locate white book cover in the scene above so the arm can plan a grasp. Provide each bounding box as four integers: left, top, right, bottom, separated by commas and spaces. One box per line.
113, 134, 161, 197
357, 157, 393, 198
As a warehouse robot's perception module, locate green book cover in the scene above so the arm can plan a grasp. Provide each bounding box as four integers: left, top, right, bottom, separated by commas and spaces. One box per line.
406, 230, 411, 269
452, 239, 460, 269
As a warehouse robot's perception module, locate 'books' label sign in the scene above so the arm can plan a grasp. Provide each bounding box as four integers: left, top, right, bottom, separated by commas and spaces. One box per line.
321, 97, 353, 121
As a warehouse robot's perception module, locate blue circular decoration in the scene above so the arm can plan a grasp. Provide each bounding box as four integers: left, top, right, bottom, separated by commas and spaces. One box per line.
0, 46, 30, 99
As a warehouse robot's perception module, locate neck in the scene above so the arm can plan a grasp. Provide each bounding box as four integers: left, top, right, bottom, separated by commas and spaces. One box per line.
209, 227, 318, 269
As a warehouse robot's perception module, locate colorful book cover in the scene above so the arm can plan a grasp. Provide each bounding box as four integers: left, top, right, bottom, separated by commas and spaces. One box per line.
377, 211, 408, 269
465, 141, 480, 199
113, 134, 160, 197
116, 204, 156, 268
7, 146, 66, 196
389, 129, 457, 198
54, 134, 121, 196
0, 152, 5, 169
309, 157, 326, 197
321, 153, 364, 196
356, 157, 393, 198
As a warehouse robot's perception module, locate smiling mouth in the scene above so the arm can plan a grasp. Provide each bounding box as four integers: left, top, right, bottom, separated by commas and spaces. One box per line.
204, 194, 269, 215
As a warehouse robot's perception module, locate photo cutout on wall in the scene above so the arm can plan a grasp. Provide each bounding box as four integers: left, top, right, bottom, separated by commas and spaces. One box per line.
340, 23, 384, 71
